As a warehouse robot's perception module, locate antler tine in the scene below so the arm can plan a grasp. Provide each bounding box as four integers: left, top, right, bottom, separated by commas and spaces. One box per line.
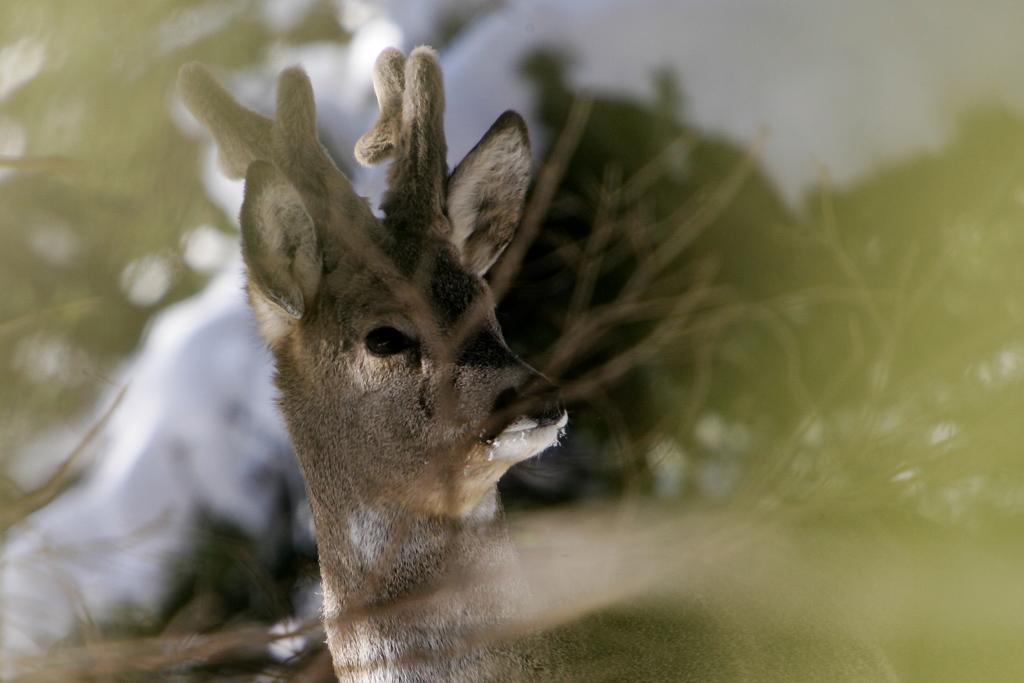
355, 48, 406, 167
273, 67, 331, 180
178, 63, 273, 179
272, 65, 377, 232
381, 46, 448, 228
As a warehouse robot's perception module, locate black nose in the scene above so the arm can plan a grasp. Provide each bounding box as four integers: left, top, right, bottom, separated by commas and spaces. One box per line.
492, 377, 565, 427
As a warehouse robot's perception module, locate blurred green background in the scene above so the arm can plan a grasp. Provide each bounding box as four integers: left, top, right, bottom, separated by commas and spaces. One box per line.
0, 1, 344, 446
2, 1, 1024, 681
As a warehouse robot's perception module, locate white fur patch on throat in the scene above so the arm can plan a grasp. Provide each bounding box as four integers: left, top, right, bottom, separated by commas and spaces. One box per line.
347, 507, 389, 570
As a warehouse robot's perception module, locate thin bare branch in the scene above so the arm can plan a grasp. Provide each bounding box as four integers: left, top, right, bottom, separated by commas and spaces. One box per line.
0, 385, 127, 534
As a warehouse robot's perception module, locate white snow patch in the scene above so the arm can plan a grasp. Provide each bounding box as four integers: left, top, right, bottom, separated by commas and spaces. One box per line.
0, 37, 46, 102
181, 224, 237, 273
26, 221, 80, 267
120, 254, 174, 307
1, 266, 300, 670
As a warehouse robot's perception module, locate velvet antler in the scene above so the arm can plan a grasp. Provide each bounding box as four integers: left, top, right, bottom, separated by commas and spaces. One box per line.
356, 47, 449, 231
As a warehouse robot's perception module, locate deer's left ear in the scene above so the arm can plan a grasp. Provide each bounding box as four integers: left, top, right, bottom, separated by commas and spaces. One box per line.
240, 160, 321, 346
446, 111, 532, 276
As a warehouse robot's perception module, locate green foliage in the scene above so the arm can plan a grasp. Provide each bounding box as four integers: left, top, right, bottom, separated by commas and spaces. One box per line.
0, 0, 341, 445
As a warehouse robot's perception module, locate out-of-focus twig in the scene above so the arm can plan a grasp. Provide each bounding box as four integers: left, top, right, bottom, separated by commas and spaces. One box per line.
0, 155, 82, 176
0, 384, 126, 534
490, 96, 593, 304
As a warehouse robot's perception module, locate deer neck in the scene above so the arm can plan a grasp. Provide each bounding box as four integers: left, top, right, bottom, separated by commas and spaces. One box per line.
292, 437, 530, 680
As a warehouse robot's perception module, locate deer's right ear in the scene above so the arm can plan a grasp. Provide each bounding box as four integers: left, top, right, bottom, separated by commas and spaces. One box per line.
240, 160, 321, 344
446, 111, 532, 276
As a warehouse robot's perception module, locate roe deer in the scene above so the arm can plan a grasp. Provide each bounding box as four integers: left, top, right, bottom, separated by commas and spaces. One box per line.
179, 46, 566, 680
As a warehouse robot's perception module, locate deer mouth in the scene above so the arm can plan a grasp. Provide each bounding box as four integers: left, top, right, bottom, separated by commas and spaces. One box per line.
482, 411, 568, 462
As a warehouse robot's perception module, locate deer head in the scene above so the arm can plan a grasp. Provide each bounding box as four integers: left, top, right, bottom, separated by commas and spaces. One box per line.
178, 47, 566, 519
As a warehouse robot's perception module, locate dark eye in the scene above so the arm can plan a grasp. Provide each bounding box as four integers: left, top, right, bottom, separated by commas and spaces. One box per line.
365, 326, 416, 356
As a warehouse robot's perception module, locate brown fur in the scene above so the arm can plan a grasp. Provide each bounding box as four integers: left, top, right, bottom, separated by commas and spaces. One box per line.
179, 47, 563, 681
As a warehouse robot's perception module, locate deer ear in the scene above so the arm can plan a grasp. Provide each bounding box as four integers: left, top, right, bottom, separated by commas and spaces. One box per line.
240, 160, 321, 344
446, 111, 532, 276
